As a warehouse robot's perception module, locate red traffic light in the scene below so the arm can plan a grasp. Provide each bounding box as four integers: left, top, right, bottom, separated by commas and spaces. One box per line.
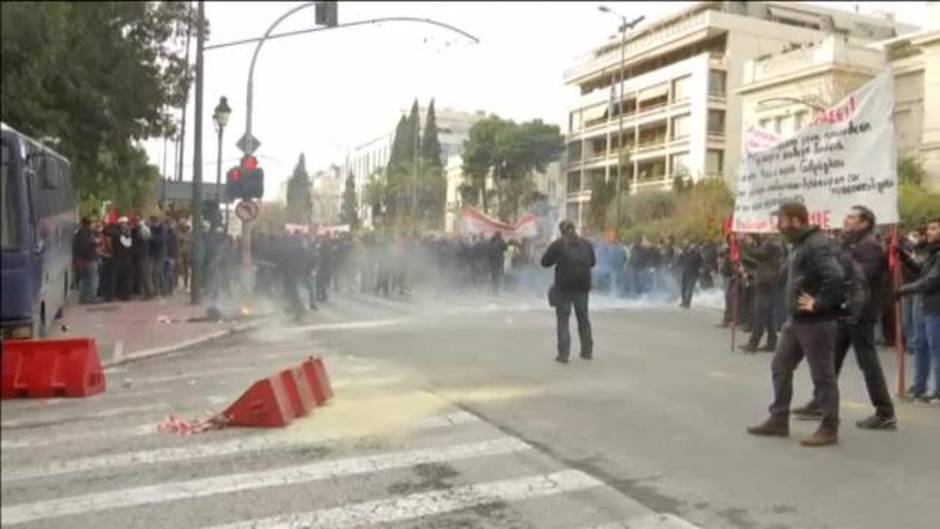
242, 155, 258, 171
228, 168, 242, 181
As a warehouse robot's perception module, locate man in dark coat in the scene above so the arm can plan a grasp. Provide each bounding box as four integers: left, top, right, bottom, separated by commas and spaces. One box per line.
740, 235, 783, 352
793, 206, 896, 428
541, 220, 596, 364
679, 243, 703, 309
748, 202, 845, 447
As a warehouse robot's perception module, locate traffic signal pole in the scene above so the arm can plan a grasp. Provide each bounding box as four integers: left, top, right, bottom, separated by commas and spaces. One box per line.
191, 0, 206, 305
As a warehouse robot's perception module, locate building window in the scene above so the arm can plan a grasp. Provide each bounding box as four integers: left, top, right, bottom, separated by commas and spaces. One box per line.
672, 114, 691, 140
671, 152, 690, 176
759, 118, 770, 130
774, 116, 784, 134
567, 172, 581, 194
672, 75, 691, 102
708, 70, 726, 96
794, 111, 807, 131
708, 110, 725, 135
706, 149, 724, 176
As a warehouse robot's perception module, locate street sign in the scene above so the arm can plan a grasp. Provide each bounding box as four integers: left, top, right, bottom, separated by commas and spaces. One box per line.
235, 200, 259, 222
236, 132, 261, 155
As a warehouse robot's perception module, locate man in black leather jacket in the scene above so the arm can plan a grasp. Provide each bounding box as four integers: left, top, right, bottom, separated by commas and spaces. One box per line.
792, 206, 896, 429
748, 202, 845, 447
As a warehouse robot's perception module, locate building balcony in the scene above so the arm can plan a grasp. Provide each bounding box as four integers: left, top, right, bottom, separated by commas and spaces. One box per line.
564, 10, 711, 83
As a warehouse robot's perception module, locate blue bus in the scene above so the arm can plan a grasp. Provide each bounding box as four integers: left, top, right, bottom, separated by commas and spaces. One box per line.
1, 122, 77, 339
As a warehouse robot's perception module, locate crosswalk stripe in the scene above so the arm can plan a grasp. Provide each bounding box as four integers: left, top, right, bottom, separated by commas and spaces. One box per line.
0, 403, 168, 429
0, 424, 155, 450
133, 366, 257, 386
0, 411, 481, 481
204, 469, 602, 529
585, 513, 704, 529
0, 436, 530, 526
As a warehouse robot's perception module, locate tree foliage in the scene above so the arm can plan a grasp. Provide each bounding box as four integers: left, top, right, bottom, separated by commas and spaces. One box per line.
286, 153, 312, 225
898, 157, 940, 229
0, 1, 202, 212
422, 99, 442, 169
462, 116, 564, 222
619, 179, 734, 242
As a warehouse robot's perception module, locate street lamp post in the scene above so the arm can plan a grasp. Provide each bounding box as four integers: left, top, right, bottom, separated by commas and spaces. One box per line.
212, 96, 232, 233
598, 6, 644, 234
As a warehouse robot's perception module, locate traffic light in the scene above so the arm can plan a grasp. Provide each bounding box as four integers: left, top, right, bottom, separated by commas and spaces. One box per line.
225, 166, 243, 202
315, 1, 338, 27
239, 155, 264, 200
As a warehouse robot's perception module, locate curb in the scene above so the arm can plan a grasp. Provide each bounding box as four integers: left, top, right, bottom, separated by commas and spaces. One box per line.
102, 317, 270, 368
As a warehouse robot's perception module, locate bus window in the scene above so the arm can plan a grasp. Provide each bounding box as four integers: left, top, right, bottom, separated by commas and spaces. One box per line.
1, 141, 19, 248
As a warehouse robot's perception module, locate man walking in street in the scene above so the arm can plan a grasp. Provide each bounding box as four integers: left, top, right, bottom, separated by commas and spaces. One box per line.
541, 220, 595, 364
897, 217, 940, 402
792, 206, 897, 428
748, 202, 845, 447
740, 235, 782, 353
679, 242, 703, 309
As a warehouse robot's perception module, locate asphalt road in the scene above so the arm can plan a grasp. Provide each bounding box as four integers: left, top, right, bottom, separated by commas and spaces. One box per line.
2, 290, 937, 529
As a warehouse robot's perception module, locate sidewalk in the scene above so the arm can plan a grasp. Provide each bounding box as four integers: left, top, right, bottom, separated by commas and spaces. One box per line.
54, 293, 265, 367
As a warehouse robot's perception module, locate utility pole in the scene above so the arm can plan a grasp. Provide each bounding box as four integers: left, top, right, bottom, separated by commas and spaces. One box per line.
177, 0, 194, 181
190, 0, 205, 305
598, 7, 644, 233
413, 108, 419, 222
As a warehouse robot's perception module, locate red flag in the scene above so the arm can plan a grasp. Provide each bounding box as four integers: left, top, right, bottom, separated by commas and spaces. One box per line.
888, 228, 899, 271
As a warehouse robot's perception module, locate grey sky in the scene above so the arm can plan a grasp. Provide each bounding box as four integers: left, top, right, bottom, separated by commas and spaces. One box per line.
146, 1, 929, 200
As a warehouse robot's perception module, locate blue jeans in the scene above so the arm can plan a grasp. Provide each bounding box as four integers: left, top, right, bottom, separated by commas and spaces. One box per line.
78, 260, 98, 304
555, 291, 592, 359
911, 309, 940, 396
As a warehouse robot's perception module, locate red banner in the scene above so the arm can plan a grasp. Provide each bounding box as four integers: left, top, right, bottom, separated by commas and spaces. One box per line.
460, 207, 537, 239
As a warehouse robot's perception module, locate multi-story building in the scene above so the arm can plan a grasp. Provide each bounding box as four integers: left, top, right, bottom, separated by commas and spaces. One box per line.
564, 0, 916, 228
738, 6, 940, 189
343, 106, 486, 228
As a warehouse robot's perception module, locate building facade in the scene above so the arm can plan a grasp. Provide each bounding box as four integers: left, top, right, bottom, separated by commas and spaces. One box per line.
564, 0, 916, 228
737, 8, 940, 190
342, 106, 486, 229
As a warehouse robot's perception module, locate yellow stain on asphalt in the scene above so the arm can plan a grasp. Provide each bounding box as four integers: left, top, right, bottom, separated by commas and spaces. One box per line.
842, 400, 868, 410
283, 390, 448, 441
707, 370, 735, 379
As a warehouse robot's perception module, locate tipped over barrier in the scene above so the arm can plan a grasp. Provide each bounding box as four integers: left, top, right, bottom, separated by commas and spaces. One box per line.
158, 356, 334, 434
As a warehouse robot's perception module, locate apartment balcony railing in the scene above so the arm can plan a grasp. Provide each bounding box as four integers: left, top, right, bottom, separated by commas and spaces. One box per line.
564, 10, 710, 82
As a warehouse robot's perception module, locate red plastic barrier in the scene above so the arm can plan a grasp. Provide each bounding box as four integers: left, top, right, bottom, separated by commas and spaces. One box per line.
222, 375, 296, 428
279, 366, 316, 418
300, 356, 333, 406
1, 338, 106, 399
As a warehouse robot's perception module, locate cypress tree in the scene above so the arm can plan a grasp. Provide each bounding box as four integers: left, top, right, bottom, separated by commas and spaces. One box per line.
422, 99, 442, 168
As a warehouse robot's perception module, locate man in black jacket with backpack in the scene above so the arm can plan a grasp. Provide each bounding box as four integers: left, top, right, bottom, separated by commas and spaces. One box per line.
748, 202, 845, 447
541, 220, 596, 364
791, 205, 896, 430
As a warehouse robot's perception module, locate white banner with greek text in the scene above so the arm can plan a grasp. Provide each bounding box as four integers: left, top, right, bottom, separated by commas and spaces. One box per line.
733, 71, 898, 233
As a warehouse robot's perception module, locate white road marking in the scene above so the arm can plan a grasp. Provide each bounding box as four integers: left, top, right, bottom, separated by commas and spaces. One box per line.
111, 340, 124, 362
331, 375, 406, 390
203, 469, 601, 529
0, 436, 529, 525
289, 318, 405, 333
0, 424, 156, 450
0, 411, 480, 481
0, 403, 167, 429
588, 513, 703, 529
133, 366, 257, 386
